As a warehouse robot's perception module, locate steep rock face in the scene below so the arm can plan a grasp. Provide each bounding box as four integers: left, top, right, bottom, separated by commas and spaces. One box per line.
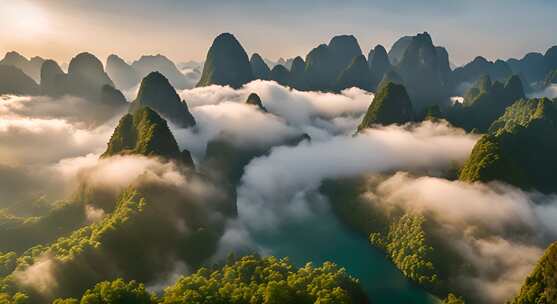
245, 93, 267, 112
289, 56, 306, 90
328, 35, 363, 77
106, 54, 140, 91
388, 36, 413, 65
377, 69, 404, 88
460, 97, 557, 193
446, 75, 525, 132
130, 72, 196, 128
358, 82, 414, 130
435, 46, 452, 83
512, 242, 557, 304
196, 33, 254, 88
269, 65, 291, 87
67, 52, 115, 99
102, 107, 193, 167
131, 54, 189, 89
303, 35, 363, 91
0, 51, 44, 82
303, 44, 333, 90
336, 55, 373, 91
368, 44, 391, 89
395, 32, 448, 109
249, 53, 270, 80
40, 59, 65, 96
545, 46, 557, 71
0, 65, 40, 95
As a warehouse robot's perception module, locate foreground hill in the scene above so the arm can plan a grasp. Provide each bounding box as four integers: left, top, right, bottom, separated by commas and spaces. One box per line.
512, 242, 557, 304
102, 107, 194, 167
52, 255, 369, 304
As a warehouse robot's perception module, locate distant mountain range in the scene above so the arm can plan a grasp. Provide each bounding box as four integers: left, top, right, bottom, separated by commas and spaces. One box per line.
1, 31, 555, 117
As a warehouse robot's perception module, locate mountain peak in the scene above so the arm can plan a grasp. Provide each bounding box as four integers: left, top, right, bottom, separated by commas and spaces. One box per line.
358, 82, 414, 130
197, 33, 253, 88
245, 93, 267, 112
131, 72, 196, 128
102, 106, 193, 167
250, 53, 270, 80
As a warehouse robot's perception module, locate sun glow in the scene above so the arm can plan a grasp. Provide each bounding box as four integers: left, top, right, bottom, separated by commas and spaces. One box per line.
1, 1, 49, 37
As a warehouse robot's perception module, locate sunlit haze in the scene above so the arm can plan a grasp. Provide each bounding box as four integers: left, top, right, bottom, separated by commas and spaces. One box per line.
0, 0, 556, 65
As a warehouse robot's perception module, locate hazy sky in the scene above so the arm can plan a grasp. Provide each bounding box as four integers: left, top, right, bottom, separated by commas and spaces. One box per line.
0, 0, 556, 66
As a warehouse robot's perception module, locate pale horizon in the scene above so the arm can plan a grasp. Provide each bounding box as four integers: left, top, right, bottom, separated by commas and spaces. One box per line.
1, 0, 556, 67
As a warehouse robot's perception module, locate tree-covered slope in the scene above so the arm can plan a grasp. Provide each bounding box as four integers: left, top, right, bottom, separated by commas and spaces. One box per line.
512, 242, 557, 304
130, 72, 196, 128
102, 107, 193, 167
446, 75, 525, 132
53, 255, 368, 304
459, 97, 557, 192
358, 82, 414, 130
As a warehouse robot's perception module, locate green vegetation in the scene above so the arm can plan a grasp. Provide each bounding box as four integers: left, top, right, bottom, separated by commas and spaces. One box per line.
0, 201, 86, 253
442, 294, 465, 304
458, 135, 525, 185
370, 214, 438, 286
102, 107, 194, 167
447, 75, 525, 132
358, 82, 414, 130
512, 242, 557, 304
197, 33, 254, 89
53, 279, 155, 304
52, 255, 367, 304
0, 185, 224, 302
130, 72, 196, 128
162, 255, 367, 304
321, 178, 438, 288
459, 98, 557, 192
